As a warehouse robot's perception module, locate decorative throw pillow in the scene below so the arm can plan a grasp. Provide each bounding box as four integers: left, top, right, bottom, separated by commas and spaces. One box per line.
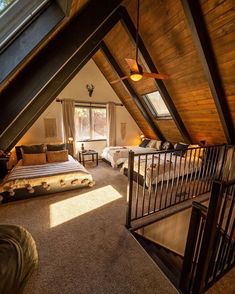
47, 144, 66, 151
22, 153, 47, 166
21, 144, 44, 154
188, 144, 201, 158
46, 150, 68, 163
139, 139, 151, 147
155, 140, 162, 150
147, 140, 156, 148
162, 141, 174, 150
173, 142, 189, 156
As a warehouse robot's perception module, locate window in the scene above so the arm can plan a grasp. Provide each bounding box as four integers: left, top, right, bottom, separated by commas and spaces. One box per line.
75, 106, 107, 141
0, 0, 51, 49
143, 91, 171, 118
0, 0, 16, 14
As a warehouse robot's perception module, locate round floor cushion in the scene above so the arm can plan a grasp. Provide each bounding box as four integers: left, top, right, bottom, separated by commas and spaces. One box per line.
0, 224, 38, 294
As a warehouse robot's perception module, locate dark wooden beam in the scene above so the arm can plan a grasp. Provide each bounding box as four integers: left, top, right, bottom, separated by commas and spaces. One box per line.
181, 0, 235, 144
0, 0, 122, 151
119, 6, 192, 144
100, 42, 165, 141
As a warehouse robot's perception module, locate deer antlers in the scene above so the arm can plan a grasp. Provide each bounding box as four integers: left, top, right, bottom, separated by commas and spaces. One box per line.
86, 84, 95, 97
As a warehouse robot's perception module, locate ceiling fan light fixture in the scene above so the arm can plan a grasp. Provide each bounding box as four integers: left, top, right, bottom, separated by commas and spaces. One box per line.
130, 73, 143, 81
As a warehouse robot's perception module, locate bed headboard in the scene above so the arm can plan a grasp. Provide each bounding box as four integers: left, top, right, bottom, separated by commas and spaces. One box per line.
15, 146, 23, 161
15, 143, 73, 161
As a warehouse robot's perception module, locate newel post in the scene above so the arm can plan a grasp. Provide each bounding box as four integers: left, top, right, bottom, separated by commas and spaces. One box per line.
126, 150, 134, 229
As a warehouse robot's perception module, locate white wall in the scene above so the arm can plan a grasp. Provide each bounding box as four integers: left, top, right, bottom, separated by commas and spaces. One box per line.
18, 59, 141, 156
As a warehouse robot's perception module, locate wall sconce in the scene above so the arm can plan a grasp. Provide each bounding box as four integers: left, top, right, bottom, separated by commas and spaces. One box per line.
199, 140, 206, 147
140, 134, 145, 141
86, 84, 95, 97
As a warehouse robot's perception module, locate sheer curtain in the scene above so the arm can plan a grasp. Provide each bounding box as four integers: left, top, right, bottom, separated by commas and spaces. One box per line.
106, 102, 116, 146
62, 100, 75, 155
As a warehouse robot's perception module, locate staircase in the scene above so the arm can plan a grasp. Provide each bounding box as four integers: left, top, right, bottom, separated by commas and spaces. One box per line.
133, 232, 183, 287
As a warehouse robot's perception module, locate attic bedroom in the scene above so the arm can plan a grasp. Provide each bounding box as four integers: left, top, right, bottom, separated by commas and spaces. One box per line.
0, 0, 234, 293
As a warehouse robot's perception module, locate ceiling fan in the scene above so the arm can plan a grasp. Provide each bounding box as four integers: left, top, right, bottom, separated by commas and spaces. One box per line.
110, 0, 169, 85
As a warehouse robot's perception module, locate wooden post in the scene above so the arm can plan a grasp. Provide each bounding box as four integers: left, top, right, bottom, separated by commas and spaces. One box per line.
126, 150, 134, 229
192, 181, 224, 294
179, 201, 207, 293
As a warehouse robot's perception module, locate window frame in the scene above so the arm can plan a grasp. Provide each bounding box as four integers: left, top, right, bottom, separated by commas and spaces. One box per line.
75, 105, 107, 142
143, 91, 172, 119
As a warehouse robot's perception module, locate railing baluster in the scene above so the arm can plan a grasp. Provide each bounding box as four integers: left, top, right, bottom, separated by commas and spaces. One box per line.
153, 153, 161, 212
164, 152, 172, 208
147, 154, 155, 214
159, 152, 167, 210
141, 154, 148, 217
126, 150, 134, 229
135, 154, 141, 219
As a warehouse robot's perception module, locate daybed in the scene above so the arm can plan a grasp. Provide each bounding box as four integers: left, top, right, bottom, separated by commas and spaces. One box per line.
101, 139, 163, 168
0, 144, 94, 203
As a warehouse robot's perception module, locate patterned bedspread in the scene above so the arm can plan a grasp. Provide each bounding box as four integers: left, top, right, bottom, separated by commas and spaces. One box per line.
0, 155, 94, 195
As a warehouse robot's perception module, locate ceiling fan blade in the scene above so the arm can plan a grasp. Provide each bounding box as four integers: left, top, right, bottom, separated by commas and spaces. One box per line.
110, 75, 130, 84
125, 58, 139, 72
143, 72, 169, 79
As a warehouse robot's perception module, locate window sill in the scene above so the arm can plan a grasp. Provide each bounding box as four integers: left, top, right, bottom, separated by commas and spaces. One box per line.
76, 139, 107, 142
155, 116, 172, 120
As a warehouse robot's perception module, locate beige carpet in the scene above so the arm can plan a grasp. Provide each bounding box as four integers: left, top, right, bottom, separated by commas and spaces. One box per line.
0, 162, 177, 294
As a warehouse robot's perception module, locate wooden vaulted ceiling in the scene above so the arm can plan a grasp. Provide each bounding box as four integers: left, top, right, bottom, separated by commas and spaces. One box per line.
0, 0, 234, 150
93, 0, 235, 145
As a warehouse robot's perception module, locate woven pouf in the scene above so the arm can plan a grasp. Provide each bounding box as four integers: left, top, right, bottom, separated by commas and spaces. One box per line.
0, 224, 38, 294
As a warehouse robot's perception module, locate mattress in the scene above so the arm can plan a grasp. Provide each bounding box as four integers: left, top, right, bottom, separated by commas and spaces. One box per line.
121, 152, 202, 187
101, 145, 157, 168
0, 155, 94, 196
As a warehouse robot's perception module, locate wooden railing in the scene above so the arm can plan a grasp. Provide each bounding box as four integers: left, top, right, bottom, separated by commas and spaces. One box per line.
126, 144, 226, 228
179, 179, 235, 293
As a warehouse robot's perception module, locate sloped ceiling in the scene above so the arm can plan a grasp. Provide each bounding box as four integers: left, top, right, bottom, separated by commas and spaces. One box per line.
93, 0, 235, 145
0, 0, 235, 150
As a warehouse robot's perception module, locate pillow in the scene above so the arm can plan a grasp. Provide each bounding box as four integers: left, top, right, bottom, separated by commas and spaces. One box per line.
156, 140, 162, 151
173, 142, 189, 156
139, 139, 151, 147
47, 144, 66, 151
162, 141, 174, 150
22, 153, 47, 166
188, 144, 201, 158
46, 150, 68, 163
147, 140, 156, 148
21, 144, 44, 154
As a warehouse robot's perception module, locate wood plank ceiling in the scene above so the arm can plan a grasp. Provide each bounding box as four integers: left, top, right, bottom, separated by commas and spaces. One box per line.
0, 0, 234, 148
93, 0, 235, 145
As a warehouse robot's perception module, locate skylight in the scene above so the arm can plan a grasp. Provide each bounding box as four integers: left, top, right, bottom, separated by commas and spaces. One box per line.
0, 0, 16, 14
143, 91, 171, 118
0, 0, 50, 50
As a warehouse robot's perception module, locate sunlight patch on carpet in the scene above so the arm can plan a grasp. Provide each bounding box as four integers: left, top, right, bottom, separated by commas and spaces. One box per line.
49, 185, 122, 227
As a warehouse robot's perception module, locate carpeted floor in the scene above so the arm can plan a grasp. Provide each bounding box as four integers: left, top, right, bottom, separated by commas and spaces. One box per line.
0, 161, 177, 294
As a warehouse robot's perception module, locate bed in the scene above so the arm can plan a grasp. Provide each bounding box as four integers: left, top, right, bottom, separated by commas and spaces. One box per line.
101, 145, 157, 168
121, 149, 203, 187
0, 146, 94, 203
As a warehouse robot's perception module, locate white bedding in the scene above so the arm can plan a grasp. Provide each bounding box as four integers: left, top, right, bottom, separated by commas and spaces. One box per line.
0, 155, 94, 194
101, 146, 157, 168
121, 152, 202, 187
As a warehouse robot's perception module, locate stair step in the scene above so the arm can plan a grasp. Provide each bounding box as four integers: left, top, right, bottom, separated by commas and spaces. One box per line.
133, 232, 183, 287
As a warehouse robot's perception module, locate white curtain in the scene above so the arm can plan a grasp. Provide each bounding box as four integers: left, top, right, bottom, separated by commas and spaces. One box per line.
62, 100, 75, 154
106, 102, 116, 146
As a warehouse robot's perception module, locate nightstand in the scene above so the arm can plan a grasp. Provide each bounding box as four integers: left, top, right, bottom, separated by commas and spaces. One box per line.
0, 157, 9, 179
78, 150, 98, 167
